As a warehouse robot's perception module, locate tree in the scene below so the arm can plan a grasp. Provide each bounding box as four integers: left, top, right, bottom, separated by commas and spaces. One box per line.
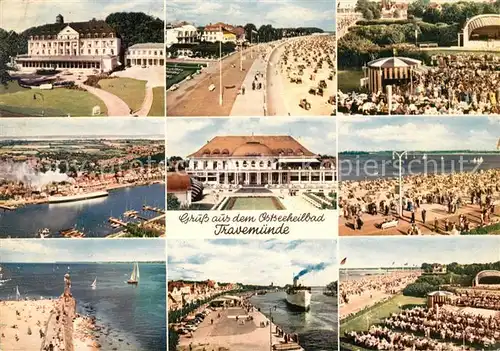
244, 23, 258, 43
168, 328, 179, 351
105, 12, 164, 49
167, 193, 181, 210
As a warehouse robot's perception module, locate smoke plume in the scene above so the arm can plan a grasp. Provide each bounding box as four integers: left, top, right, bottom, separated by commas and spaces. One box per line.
0, 161, 73, 190
294, 262, 328, 280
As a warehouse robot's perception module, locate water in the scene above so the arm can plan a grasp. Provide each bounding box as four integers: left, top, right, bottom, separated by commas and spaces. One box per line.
250, 288, 338, 351
339, 153, 500, 181
0, 183, 165, 238
0, 262, 166, 351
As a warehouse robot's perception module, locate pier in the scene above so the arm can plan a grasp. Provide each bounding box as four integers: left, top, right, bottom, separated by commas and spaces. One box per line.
0, 204, 16, 211
108, 217, 128, 227
59, 228, 85, 238
142, 205, 166, 214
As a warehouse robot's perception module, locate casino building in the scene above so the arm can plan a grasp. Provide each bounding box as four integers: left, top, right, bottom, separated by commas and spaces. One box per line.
184, 136, 336, 186
15, 14, 121, 73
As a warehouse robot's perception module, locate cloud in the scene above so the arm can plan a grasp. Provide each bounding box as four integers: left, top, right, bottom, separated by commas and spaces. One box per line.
166, 117, 336, 157
168, 239, 338, 286
339, 117, 498, 151
1, 0, 163, 32
0, 240, 166, 263
0, 118, 165, 139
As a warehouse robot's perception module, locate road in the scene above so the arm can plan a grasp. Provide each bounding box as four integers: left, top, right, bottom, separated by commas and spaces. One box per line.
167, 50, 257, 117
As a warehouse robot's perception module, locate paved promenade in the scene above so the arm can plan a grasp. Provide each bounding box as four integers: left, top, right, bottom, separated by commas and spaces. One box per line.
230, 55, 267, 116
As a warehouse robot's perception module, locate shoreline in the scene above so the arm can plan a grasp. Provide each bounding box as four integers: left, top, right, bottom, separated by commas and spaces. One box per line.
0, 298, 138, 351
0, 180, 164, 209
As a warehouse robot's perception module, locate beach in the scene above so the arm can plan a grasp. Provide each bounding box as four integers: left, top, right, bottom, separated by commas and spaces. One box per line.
340, 168, 500, 235
269, 35, 336, 116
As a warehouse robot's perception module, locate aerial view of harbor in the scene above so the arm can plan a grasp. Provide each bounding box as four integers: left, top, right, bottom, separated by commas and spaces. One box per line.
167, 118, 337, 211
0, 239, 167, 351
168, 239, 338, 351
0, 118, 165, 238
339, 236, 500, 351
339, 117, 500, 235
166, 0, 336, 117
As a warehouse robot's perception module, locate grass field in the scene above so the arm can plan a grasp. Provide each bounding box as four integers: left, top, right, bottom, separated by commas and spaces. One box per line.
166, 62, 206, 89
98, 77, 146, 112
148, 86, 165, 117
338, 70, 365, 93
340, 295, 426, 334
0, 81, 107, 117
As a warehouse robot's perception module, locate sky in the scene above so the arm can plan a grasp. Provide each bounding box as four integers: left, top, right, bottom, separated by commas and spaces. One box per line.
0, 118, 165, 139
0, 0, 163, 32
340, 236, 500, 269
0, 239, 166, 262
167, 0, 335, 31
339, 116, 500, 152
166, 117, 336, 157
168, 239, 338, 286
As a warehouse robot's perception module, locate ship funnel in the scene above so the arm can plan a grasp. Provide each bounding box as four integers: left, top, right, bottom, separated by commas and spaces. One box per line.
293, 277, 298, 287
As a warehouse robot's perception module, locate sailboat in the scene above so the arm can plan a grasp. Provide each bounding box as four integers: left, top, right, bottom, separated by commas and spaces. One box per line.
473, 157, 477, 164
422, 154, 427, 160
91, 277, 97, 289
127, 262, 140, 285
478, 157, 484, 164
16, 285, 21, 300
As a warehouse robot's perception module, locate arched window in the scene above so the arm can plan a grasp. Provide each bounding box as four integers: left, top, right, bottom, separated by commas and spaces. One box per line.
212, 149, 220, 155
221, 149, 229, 155
202, 149, 211, 156
251, 161, 256, 168
267, 161, 272, 168
243, 160, 248, 167
235, 161, 239, 168
259, 161, 264, 168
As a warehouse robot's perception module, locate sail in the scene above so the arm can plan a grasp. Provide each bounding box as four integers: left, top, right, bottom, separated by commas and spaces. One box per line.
130, 263, 137, 281
497, 138, 500, 150
136, 263, 140, 280
16, 285, 20, 300
91, 278, 97, 288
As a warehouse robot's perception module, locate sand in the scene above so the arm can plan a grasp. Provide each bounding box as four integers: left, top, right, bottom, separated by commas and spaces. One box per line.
0, 299, 133, 351
270, 35, 336, 116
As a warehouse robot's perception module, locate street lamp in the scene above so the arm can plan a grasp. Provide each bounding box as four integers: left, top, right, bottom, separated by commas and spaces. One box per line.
269, 305, 277, 351
32, 92, 45, 117
392, 151, 407, 218
219, 26, 223, 106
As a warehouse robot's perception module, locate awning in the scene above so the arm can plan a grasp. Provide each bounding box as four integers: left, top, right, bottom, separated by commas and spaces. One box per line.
278, 158, 320, 163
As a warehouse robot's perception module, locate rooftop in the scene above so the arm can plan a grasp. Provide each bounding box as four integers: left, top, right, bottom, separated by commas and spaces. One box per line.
128, 43, 165, 50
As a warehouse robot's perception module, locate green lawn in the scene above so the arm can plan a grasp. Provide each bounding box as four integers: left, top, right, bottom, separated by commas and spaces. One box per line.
98, 77, 146, 112
338, 70, 365, 93
148, 86, 165, 117
0, 82, 107, 117
340, 294, 426, 334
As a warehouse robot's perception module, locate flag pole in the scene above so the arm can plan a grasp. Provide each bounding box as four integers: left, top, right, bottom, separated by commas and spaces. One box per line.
219, 26, 223, 106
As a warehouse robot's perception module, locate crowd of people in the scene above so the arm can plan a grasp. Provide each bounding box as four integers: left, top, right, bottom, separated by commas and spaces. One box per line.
451, 290, 500, 311
338, 54, 500, 115
340, 271, 420, 305
383, 306, 499, 348
345, 325, 488, 350
278, 35, 336, 115
340, 169, 500, 234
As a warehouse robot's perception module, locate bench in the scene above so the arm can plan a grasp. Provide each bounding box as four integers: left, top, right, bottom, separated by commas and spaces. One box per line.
381, 220, 398, 229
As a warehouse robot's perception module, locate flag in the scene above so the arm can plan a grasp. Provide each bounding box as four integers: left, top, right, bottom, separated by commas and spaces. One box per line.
340, 257, 347, 265
392, 261, 395, 266
393, 48, 397, 57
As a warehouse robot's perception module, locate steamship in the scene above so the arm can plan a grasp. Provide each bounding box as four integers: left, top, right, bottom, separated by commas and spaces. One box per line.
285, 277, 312, 310
48, 190, 109, 204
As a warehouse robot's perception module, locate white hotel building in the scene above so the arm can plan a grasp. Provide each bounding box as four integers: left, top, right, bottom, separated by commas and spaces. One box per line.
184, 136, 336, 186
16, 15, 121, 73
166, 24, 199, 57
126, 43, 165, 67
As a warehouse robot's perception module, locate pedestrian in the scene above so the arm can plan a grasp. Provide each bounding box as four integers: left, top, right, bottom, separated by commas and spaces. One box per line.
421, 209, 427, 224
434, 217, 439, 233
241, 84, 246, 95
411, 210, 415, 224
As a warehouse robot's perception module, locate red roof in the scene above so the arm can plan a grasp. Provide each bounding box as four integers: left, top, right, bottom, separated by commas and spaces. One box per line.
188, 136, 316, 158
167, 173, 191, 192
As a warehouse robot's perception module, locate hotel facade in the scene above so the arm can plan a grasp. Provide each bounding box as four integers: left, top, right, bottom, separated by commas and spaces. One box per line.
126, 43, 165, 67
16, 15, 121, 73
184, 136, 336, 186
